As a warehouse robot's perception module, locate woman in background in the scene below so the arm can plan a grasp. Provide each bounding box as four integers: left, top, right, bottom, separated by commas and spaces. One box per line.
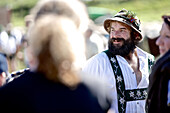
0, 14, 111, 113
146, 15, 170, 113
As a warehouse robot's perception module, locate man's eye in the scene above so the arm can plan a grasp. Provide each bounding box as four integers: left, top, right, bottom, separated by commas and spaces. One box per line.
111, 29, 114, 31
120, 29, 125, 32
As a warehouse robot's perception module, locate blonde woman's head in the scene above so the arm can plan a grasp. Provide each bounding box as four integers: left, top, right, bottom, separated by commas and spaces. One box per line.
27, 14, 86, 87
31, 0, 89, 33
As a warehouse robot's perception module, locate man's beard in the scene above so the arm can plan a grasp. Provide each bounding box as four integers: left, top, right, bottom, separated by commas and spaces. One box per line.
108, 37, 136, 57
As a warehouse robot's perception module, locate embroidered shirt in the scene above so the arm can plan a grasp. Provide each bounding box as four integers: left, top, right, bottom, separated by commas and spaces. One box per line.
82, 47, 154, 113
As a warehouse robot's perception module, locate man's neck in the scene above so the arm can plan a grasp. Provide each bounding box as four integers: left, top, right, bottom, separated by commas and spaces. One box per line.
123, 48, 142, 85
123, 48, 138, 64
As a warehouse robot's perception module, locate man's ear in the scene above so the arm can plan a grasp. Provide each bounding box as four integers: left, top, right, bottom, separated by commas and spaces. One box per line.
133, 32, 140, 40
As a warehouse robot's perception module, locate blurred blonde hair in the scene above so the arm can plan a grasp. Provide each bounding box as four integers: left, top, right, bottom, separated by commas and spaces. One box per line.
31, 0, 89, 33
27, 14, 86, 87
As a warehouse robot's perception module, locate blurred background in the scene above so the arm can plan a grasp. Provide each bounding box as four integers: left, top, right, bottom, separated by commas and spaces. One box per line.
0, 0, 170, 72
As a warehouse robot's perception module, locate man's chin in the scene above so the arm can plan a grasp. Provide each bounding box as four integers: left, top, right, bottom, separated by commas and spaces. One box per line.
113, 43, 122, 48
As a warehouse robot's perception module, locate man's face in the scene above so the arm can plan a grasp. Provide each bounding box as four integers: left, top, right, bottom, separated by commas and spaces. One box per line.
109, 21, 131, 46
108, 21, 136, 56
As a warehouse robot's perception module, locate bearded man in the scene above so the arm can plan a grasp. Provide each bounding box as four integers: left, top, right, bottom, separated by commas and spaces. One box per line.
82, 9, 154, 113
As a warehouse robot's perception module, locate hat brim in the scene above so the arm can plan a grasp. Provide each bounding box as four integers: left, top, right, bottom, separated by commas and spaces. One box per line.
104, 17, 142, 41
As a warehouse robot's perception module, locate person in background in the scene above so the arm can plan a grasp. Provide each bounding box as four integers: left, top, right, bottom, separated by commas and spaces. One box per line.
0, 53, 8, 86
31, 0, 89, 35
7, 0, 89, 80
6, 23, 23, 72
84, 27, 98, 60
0, 14, 111, 113
85, 20, 109, 59
0, 0, 112, 112
146, 15, 170, 113
28, 0, 89, 68
0, 69, 6, 86
18, 14, 33, 68
82, 9, 155, 113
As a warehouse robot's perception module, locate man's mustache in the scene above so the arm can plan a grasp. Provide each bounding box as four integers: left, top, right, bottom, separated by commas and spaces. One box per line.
110, 38, 125, 42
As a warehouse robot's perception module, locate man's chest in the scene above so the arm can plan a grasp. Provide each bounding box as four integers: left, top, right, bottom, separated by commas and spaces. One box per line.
101, 58, 149, 89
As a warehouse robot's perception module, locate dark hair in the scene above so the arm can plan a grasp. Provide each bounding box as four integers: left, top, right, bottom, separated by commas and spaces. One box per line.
162, 15, 170, 29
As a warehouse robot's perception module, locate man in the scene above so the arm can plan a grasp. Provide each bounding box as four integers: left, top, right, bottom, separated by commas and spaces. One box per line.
82, 9, 154, 113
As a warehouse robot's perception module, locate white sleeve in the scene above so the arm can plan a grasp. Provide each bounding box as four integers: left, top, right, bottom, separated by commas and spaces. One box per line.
82, 54, 103, 77
6, 37, 17, 55
0, 31, 9, 53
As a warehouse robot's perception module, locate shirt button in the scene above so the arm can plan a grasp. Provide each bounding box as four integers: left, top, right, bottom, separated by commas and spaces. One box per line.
132, 72, 135, 74
137, 102, 139, 104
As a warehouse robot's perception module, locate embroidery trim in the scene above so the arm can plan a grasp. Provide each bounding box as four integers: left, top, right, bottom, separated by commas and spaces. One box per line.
104, 50, 149, 113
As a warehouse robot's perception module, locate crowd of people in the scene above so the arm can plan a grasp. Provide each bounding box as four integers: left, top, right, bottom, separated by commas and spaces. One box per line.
0, 0, 169, 113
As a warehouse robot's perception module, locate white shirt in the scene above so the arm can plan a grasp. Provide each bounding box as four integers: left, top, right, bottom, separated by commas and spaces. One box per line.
0, 31, 8, 53
82, 47, 154, 113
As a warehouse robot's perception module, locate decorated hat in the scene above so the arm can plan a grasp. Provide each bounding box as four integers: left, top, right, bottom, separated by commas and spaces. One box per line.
104, 9, 142, 41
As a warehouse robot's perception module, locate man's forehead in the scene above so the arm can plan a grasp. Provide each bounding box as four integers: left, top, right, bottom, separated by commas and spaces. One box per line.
110, 21, 131, 29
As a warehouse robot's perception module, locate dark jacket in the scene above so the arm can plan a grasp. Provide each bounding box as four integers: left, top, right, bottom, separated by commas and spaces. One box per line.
0, 71, 110, 113
147, 50, 170, 113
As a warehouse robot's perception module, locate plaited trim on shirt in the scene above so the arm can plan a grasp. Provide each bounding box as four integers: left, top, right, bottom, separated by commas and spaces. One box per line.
104, 50, 148, 113
125, 88, 147, 101
104, 50, 126, 113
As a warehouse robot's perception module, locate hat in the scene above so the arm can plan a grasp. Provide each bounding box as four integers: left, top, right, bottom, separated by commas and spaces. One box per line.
104, 9, 142, 41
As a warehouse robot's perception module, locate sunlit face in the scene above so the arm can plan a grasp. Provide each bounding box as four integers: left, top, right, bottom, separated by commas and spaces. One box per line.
156, 22, 170, 56
108, 21, 136, 56
109, 21, 131, 47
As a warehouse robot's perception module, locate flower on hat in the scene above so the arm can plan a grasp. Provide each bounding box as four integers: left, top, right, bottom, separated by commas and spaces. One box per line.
130, 18, 136, 23
115, 9, 140, 29
126, 10, 137, 23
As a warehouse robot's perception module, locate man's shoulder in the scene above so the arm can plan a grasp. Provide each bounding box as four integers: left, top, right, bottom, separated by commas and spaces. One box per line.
87, 51, 108, 62
82, 51, 109, 71
137, 47, 154, 60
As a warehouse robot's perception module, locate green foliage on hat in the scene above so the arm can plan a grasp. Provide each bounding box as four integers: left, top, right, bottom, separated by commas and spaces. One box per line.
115, 8, 140, 30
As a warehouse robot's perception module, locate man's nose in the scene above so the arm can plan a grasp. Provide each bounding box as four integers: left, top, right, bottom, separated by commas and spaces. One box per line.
110, 31, 121, 38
